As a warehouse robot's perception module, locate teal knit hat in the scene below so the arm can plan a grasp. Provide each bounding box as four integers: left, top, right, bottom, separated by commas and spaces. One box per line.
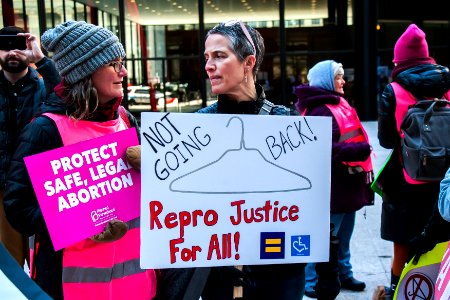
41, 21, 125, 84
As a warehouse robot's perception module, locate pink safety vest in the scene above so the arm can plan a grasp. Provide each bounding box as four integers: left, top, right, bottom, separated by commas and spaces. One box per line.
325, 97, 373, 173
390, 82, 450, 184
43, 108, 156, 300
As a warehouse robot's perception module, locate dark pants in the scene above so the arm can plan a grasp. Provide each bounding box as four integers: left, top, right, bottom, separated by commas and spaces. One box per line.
245, 263, 306, 300
203, 264, 306, 300
158, 264, 305, 300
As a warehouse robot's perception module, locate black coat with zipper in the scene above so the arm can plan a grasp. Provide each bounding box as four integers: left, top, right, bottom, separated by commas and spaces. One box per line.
377, 63, 450, 243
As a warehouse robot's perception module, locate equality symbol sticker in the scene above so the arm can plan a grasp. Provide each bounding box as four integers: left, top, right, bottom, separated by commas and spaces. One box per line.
291, 235, 310, 256
260, 232, 285, 259
402, 273, 434, 300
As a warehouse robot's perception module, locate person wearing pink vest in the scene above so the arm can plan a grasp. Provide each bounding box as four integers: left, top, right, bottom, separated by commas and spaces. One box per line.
375, 23, 450, 299
3, 21, 156, 299
295, 60, 374, 298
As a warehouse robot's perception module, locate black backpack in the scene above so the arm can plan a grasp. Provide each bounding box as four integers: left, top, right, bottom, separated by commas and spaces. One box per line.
400, 99, 450, 181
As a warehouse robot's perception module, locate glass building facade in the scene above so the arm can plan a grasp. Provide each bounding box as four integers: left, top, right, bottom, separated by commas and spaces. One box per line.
1, 0, 449, 119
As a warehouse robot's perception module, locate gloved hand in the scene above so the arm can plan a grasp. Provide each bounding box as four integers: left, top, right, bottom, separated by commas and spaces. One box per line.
126, 145, 141, 171
91, 219, 128, 242
408, 231, 437, 264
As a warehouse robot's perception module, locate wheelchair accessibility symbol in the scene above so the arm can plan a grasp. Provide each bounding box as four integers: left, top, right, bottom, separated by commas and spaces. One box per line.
291, 235, 310, 256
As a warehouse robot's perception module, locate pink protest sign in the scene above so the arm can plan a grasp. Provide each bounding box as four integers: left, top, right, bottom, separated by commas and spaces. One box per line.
24, 128, 140, 251
435, 241, 450, 299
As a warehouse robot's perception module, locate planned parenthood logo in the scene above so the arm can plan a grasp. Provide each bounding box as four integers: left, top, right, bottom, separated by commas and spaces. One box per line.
90, 205, 117, 226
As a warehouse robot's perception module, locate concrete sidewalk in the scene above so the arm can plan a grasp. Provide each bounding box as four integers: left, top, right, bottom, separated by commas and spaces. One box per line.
305, 121, 392, 300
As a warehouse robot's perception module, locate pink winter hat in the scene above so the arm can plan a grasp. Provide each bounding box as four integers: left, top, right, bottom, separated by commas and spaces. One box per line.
393, 24, 430, 64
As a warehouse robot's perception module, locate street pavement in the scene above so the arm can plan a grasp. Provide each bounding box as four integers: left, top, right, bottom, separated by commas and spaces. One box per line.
305, 121, 393, 300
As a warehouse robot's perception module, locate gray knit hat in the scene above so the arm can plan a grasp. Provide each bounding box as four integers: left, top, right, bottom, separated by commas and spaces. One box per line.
41, 21, 125, 84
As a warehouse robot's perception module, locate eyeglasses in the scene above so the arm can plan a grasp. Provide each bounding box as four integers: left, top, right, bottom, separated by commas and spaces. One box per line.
108, 61, 125, 73
219, 20, 256, 55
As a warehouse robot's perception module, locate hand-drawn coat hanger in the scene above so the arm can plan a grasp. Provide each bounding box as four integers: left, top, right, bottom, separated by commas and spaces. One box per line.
169, 116, 312, 194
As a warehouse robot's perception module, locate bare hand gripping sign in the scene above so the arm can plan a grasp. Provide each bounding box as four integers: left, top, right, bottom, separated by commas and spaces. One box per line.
140, 113, 331, 268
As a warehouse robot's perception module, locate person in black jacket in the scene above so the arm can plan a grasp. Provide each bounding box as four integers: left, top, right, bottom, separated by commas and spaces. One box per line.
375, 23, 450, 299
0, 25, 60, 266
3, 21, 156, 299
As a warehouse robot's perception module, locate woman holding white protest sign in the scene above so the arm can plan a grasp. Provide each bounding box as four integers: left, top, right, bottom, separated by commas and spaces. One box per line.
152, 20, 307, 300
3, 21, 156, 299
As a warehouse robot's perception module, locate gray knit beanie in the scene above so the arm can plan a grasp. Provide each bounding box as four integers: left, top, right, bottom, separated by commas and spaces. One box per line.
41, 21, 125, 84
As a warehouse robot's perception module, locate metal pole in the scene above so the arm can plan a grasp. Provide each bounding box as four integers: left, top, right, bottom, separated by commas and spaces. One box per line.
279, 0, 287, 106
37, 0, 47, 38
198, 0, 207, 107
354, 0, 377, 120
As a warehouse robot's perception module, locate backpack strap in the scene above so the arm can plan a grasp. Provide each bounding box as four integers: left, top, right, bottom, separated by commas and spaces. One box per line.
259, 100, 275, 115
118, 106, 131, 128
182, 267, 211, 300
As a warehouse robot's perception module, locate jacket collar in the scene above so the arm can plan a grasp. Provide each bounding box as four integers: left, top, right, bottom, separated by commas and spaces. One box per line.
0, 67, 39, 87
216, 84, 266, 114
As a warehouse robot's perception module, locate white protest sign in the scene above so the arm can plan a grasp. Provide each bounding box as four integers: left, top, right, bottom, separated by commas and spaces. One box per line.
140, 112, 331, 268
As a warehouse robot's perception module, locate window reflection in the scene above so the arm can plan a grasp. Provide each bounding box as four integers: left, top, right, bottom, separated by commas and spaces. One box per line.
23, 0, 38, 35
14, 0, 26, 29
65, 0, 74, 21
75, 2, 85, 21
5, 0, 448, 116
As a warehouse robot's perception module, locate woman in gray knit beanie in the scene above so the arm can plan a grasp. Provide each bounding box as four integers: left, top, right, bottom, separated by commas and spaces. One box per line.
3, 20, 157, 299
41, 20, 127, 120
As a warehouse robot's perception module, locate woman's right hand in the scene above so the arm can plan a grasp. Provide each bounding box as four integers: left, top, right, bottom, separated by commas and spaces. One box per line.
126, 145, 141, 171
90, 219, 128, 242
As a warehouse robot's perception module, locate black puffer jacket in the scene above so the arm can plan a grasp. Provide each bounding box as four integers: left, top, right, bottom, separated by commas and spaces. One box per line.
378, 63, 450, 149
377, 63, 450, 243
3, 92, 139, 299
0, 58, 61, 187
197, 85, 295, 116
377, 63, 450, 192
